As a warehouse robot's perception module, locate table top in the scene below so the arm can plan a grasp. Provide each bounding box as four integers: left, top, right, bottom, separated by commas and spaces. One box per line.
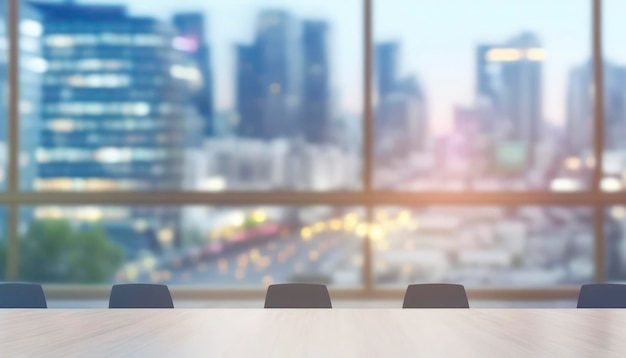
0, 309, 625, 357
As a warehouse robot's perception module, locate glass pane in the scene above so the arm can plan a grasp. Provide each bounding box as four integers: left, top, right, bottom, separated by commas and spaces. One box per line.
372, 206, 593, 287
606, 207, 626, 281
21, 0, 362, 191
19, 206, 363, 287
373, 0, 592, 191
602, 1, 626, 192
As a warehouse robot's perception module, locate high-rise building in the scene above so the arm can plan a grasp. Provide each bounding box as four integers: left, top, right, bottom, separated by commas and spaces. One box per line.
236, 44, 263, 138
300, 20, 330, 144
373, 42, 427, 160
0, 3, 44, 235
476, 33, 544, 167
566, 61, 593, 156
0, 3, 44, 191
173, 13, 214, 141
31, 1, 205, 250
567, 60, 626, 154
32, 1, 201, 191
236, 10, 301, 140
375, 42, 399, 101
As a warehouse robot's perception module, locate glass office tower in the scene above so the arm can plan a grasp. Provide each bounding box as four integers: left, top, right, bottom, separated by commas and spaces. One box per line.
30, 1, 205, 255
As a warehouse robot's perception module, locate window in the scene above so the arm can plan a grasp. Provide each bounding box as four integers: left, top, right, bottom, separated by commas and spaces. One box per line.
19, 206, 363, 287
21, 0, 363, 192
374, 0, 591, 191
0, 0, 618, 301
373, 206, 593, 288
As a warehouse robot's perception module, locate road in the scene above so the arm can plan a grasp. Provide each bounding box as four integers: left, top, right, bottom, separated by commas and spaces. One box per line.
121, 207, 597, 288
133, 231, 363, 287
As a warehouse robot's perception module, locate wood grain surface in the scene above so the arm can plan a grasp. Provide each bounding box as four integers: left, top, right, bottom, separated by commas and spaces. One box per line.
0, 309, 624, 357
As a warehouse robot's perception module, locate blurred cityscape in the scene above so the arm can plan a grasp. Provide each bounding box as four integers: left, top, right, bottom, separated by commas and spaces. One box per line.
0, 0, 623, 286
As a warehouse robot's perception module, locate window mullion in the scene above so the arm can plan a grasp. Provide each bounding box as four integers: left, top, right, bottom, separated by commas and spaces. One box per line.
6, 0, 21, 280
362, 0, 374, 291
592, 0, 606, 283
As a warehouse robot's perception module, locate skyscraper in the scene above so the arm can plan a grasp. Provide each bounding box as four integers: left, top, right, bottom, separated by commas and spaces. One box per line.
0, 3, 43, 191
567, 61, 626, 155
566, 61, 593, 156
0, 2, 44, 235
301, 20, 330, 143
173, 13, 214, 141
236, 44, 263, 138
236, 10, 301, 140
374, 42, 427, 159
375, 42, 399, 101
476, 33, 544, 168
32, 2, 201, 191
31, 1, 205, 249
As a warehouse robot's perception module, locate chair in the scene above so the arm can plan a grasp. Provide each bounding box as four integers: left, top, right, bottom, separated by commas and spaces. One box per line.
0, 283, 47, 308
577, 284, 626, 308
109, 284, 174, 308
264, 284, 332, 308
402, 284, 469, 308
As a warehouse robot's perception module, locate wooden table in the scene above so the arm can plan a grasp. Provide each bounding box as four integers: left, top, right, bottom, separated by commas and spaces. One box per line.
0, 309, 624, 357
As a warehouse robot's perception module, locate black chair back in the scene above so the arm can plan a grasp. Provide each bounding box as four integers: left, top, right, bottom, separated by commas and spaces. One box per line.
577, 284, 626, 308
109, 284, 174, 308
264, 284, 332, 308
403, 284, 469, 308
0, 283, 47, 308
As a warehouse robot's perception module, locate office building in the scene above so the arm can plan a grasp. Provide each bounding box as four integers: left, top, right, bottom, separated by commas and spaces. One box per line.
184, 137, 359, 191
0, 3, 43, 191
374, 42, 428, 160
0, 3, 44, 235
567, 60, 626, 154
235, 44, 263, 138
32, 1, 201, 191
236, 10, 301, 140
31, 1, 206, 251
566, 61, 593, 156
476, 32, 544, 169
300, 20, 330, 143
375, 42, 399, 101
173, 12, 215, 141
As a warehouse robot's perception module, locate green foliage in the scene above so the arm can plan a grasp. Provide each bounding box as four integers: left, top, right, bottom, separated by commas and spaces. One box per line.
243, 216, 258, 229
16, 220, 124, 284
0, 241, 6, 279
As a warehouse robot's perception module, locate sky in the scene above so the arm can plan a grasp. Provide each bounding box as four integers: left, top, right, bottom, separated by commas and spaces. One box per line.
75, 0, 626, 135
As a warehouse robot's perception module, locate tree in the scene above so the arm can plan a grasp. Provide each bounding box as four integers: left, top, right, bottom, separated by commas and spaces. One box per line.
16, 220, 124, 283
66, 225, 125, 283
0, 241, 6, 279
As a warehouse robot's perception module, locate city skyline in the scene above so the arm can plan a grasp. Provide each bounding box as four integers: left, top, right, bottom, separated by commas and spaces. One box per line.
14, 0, 614, 194
82, 0, 364, 116
76, 0, 595, 136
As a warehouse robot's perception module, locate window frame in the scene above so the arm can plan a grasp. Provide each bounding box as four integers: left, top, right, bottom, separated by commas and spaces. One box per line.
2, 0, 608, 300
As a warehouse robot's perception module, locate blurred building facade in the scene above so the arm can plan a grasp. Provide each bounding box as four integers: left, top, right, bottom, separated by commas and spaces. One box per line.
374, 42, 428, 176
184, 138, 359, 192
567, 60, 626, 154
0, 3, 44, 191
173, 12, 215, 141
236, 10, 301, 140
235, 11, 336, 146
301, 20, 330, 144
28, 1, 210, 254
32, 2, 202, 191
476, 33, 544, 171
